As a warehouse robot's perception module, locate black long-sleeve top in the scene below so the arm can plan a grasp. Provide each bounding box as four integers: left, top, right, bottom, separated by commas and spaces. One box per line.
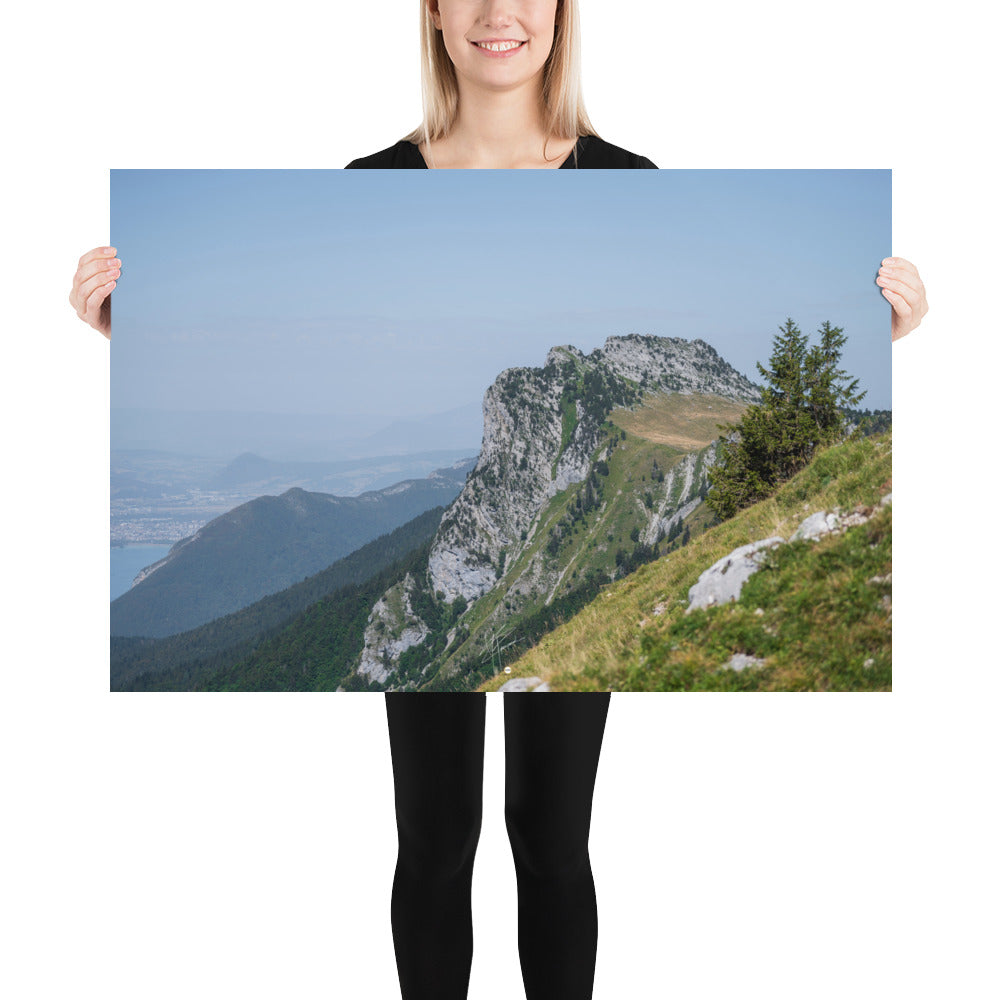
345, 135, 656, 169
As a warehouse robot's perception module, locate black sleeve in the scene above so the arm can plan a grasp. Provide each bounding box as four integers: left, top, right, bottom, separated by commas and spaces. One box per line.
345, 141, 426, 169
574, 136, 657, 169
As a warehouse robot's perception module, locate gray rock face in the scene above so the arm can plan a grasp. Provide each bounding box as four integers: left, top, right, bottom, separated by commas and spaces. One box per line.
498, 676, 545, 692
429, 334, 759, 606
427, 545, 497, 606
642, 455, 710, 547
598, 335, 760, 399
790, 505, 878, 543
687, 537, 785, 611
791, 511, 841, 541
357, 574, 430, 683
360, 334, 763, 687
687, 494, 892, 614
723, 653, 766, 672
427, 367, 588, 604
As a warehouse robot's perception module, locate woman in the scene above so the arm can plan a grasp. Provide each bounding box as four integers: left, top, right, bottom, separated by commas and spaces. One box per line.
70, 3, 927, 998
347, 0, 654, 170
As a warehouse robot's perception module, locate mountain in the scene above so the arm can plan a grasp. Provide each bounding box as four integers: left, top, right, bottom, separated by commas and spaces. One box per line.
110, 457, 475, 638
107, 336, 889, 694
342, 334, 761, 691
111, 406, 482, 461
110, 506, 446, 690
479, 430, 893, 692
356, 401, 483, 456
208, 448, 479, 494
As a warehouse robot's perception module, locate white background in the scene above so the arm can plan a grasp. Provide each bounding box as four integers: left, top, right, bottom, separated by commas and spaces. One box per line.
2, 2, 997, 998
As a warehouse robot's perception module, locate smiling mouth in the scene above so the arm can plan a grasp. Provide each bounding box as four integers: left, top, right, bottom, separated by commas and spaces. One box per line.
471, 39, 527, 53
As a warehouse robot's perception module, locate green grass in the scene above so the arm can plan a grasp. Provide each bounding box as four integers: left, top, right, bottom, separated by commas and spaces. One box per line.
430, 418, 711, 686
479, 431, 892, 692
553, 396, 579, 476
617, 505, 891, 691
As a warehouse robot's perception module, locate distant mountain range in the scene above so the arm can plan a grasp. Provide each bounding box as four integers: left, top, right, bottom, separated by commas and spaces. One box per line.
110, 402, 483, 460
207, 449, 478, 495
110, 457, 475, 638
111, 447, 478, 501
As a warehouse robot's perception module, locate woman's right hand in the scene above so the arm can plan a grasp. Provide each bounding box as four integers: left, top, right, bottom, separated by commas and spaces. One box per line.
69, 246, 120, 340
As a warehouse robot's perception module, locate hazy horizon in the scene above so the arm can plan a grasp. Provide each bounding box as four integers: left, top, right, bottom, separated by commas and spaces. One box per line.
111, 169, 892, 455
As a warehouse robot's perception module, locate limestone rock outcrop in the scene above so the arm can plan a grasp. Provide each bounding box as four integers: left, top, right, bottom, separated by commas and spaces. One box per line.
428, 335, 759, 606
357, 334, 762, 688
688, 494, 893, 612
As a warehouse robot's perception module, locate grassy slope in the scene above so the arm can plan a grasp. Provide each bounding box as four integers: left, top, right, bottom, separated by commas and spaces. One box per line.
611, 392, 747, 450
478, 431, 892, 692
430, 392, 743, 685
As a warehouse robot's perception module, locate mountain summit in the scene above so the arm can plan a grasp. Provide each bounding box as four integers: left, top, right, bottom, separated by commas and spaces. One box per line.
349, 335, 760, 690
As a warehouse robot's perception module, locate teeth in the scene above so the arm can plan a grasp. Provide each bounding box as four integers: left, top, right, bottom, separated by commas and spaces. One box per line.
476, 40, 523, 52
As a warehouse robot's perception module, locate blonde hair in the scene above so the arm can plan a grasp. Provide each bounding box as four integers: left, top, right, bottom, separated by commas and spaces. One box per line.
403, 0, 598, 154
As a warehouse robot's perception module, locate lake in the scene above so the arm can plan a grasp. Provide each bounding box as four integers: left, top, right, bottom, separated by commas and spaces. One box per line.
111, 544, 172, 601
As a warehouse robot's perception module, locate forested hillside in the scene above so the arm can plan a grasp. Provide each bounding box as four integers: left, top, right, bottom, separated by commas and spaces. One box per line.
111, 460, 472, 637
112, 507, 445, 690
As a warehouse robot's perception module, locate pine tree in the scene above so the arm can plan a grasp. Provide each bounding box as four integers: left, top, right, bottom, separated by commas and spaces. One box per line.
707, 318, 866, 521
803, 320, 867, 444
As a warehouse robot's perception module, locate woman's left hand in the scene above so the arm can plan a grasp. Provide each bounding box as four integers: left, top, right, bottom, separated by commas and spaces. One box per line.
877, 257, 928, 341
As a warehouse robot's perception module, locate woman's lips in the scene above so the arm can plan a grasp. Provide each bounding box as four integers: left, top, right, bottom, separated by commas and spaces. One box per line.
470, 39, 527, 58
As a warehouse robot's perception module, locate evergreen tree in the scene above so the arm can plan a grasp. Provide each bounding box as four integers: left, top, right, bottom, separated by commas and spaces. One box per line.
803, 320, 867, 443
707, 318, 867, 520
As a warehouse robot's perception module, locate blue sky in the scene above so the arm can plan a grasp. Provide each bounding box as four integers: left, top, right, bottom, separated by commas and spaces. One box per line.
112, 169, 891, 438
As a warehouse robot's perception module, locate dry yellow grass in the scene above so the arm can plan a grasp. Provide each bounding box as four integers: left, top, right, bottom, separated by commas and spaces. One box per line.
478, 434, 892, 691
479, 529, 746, 691
610, 392, 747, 450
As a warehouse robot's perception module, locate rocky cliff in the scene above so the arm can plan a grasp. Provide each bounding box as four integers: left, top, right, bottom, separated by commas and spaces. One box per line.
352, 334, 760, 689
429, 336, 757, 603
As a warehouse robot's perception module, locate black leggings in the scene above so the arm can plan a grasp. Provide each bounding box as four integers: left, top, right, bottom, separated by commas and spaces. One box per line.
385, 691, 611, 1000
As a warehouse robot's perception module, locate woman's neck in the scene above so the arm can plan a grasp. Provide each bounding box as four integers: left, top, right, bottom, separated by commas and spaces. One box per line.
421, 80, 577, 169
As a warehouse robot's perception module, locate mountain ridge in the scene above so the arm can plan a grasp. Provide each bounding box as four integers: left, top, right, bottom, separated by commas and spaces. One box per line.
345, 334, 761, 690
110, 506, 447, 690
110, 457, 475, 638
481, 430, 892, 692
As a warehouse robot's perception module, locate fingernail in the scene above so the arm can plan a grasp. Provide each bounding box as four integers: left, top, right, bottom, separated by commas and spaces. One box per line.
104, 247, 116, 255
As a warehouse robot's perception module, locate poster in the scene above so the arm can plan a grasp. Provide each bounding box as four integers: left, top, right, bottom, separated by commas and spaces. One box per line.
111, 169, 891, 692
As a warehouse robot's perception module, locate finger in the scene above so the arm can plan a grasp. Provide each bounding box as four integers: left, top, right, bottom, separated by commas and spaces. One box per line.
880, 258, 925, 293
77, 246, 117, 269
881, 256, 919, 276
75, 254, 121, 292
76, 264, 121, 306
875, 274, 920, 301
879, 257, 919, 275
71, 256, 120, 320
880, 286, 911, 318
83, 279, 115, 326
878, 272, 928, 324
